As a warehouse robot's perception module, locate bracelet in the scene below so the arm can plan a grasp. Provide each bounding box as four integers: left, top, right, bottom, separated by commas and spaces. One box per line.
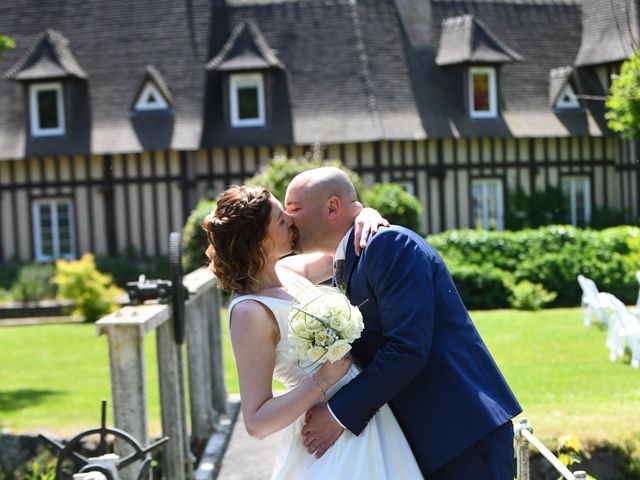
311, 373, 327, 397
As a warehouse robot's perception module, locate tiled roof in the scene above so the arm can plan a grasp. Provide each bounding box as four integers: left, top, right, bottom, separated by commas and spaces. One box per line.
436, 14, 523, 65
575, 0, 639, 66
3, 29, 88, 80
0, 0, 212, 160
0, 0, 620, 160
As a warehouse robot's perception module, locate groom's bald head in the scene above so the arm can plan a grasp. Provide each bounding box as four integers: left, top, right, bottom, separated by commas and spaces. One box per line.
285, 167, 361, 253
290, 167, 357, 203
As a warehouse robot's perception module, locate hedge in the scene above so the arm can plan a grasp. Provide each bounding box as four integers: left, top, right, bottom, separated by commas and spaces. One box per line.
428, 225, 640, 309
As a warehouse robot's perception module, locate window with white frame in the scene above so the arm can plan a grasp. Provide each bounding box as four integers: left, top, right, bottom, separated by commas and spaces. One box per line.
555, 84, 580, 110
469, 67, 497, 118
230, 73, 265, 127
471, 178, 504, 230
561, 176, 591, 226
134, 82, 169, 111
29, 82, 65, 136
32, 199, 76, 262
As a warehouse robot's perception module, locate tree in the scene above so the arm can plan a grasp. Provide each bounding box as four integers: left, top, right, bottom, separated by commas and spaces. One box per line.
605, 51, 640, 140
0, 34, 15, 60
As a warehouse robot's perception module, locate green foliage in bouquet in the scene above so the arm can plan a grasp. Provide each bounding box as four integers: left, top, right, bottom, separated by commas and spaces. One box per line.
362, 182, 423, 233
53, 253, 123, 322
10, 263, 57, 304
182, 198, 216, 273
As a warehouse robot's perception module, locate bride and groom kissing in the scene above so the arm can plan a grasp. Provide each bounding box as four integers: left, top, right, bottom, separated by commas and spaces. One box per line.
204, 167, 521, 479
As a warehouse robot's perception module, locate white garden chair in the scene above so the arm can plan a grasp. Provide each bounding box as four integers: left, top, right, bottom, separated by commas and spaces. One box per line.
577, 275, 609, 326
600, 292, 640, 368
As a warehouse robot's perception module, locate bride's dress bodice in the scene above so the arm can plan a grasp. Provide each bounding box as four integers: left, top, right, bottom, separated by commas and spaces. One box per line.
228, 294, 313, 390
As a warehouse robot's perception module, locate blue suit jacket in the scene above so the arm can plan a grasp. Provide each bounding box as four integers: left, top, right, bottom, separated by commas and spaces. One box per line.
327, 226, 521, 474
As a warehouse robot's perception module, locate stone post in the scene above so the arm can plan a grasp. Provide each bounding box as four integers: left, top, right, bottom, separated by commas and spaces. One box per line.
514, 418, 532, 480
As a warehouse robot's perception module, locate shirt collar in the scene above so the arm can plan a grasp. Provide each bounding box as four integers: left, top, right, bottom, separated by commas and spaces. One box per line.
334, 227, 353, 262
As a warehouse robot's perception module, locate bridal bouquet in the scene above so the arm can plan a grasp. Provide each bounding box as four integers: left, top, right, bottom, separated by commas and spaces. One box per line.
287, 285, 364, 364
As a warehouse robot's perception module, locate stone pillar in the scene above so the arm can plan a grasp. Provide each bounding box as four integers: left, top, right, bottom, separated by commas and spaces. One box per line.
208, 286, 227, 415
157, 319, 189, 480
186, 294, 216, 444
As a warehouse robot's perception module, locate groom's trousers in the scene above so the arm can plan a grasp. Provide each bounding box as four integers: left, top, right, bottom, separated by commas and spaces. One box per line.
429, 421, 515, 480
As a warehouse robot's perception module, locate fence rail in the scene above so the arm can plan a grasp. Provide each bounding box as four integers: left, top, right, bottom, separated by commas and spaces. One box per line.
96, 266, 224, 480
514, 418, 589, 480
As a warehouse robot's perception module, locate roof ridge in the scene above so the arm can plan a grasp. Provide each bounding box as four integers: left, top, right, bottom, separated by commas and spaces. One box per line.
145, 65, 174, 105
3, 28, 88, 80
349, 0, 384, 138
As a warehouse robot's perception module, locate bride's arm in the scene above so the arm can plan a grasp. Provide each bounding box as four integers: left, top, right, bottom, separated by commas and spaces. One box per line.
230, 300, 351, 439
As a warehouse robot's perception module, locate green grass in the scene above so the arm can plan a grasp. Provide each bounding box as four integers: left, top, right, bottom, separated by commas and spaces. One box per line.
2, 308, 640, 448
0, 323, 161, 436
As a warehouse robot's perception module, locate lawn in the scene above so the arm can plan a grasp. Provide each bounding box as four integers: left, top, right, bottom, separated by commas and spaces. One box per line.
1, 308, 639, 447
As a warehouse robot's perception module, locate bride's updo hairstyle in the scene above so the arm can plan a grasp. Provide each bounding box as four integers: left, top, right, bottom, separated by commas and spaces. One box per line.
203, 185, 272, 293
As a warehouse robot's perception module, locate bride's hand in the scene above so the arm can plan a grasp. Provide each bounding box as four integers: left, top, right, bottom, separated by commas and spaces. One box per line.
353, 208, 389, 256
315, 355, 352, 388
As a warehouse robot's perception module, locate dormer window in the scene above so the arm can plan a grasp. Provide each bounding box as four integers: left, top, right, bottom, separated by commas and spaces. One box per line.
3, 29, 87, 138
469, 67, 497, 118
134, 82, 169, 111
29, 82, 65, 136
205, 21, 284, 130
230, 73, 265, 127
555, 84, 580, 110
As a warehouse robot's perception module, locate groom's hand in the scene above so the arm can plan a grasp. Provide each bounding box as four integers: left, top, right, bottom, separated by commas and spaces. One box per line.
302, 403, 344, 458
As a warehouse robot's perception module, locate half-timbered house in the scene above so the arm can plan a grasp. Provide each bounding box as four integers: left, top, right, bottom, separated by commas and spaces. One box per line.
0, 0, 637, 264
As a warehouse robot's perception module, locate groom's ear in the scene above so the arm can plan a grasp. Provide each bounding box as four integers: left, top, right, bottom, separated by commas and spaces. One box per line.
326, 195, 341, 218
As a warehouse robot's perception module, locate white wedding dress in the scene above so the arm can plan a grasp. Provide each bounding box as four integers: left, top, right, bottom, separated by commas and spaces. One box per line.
227, 276, 423, 479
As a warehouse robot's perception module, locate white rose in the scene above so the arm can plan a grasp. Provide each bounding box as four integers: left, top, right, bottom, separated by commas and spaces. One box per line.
307, 346, 327, 363
314, 328, 335, 347
326, 340, 352, 362
289, 334, 311, 349
329, 313, 348, 331
289, 315, 307, 335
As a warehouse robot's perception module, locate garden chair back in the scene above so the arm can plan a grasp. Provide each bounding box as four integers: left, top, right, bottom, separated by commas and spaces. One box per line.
577, 275, 608, 326
599, 292, 640, 368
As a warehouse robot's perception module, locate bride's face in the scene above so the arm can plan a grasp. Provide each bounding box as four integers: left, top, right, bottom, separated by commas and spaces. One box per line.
264, 196, 294, 259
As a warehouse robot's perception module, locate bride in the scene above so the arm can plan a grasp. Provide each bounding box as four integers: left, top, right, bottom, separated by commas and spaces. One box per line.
204, 185, 422, 479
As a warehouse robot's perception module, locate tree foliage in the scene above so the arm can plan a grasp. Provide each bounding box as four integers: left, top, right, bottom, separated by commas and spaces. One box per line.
606, 52, 640, 140
0, 34, 15, 59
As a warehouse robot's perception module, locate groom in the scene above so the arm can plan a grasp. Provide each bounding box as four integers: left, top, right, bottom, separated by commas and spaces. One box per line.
285, 167, 522, 479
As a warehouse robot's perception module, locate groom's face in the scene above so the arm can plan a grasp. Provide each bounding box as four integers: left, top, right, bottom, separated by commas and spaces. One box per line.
285, 183, 327, 253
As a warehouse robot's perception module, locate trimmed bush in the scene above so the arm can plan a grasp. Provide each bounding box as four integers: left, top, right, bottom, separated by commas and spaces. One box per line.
428, 225, 640, 309
508, 280, 557, 311
53, 253, 123, 322
183, 199, 216, 273
246, 155, 364, 204
10, 263, 56, 304
442, 257, 512, 310
362, 182, 423, 233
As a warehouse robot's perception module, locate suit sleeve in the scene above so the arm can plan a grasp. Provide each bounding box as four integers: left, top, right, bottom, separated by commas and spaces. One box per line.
328, 228, 435, 435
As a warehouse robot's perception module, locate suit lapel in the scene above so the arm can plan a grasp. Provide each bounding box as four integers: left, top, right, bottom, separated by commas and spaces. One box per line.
343, 229, 359, 290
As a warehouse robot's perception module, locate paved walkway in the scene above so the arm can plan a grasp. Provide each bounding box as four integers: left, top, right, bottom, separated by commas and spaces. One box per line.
217, 407, 282, 480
